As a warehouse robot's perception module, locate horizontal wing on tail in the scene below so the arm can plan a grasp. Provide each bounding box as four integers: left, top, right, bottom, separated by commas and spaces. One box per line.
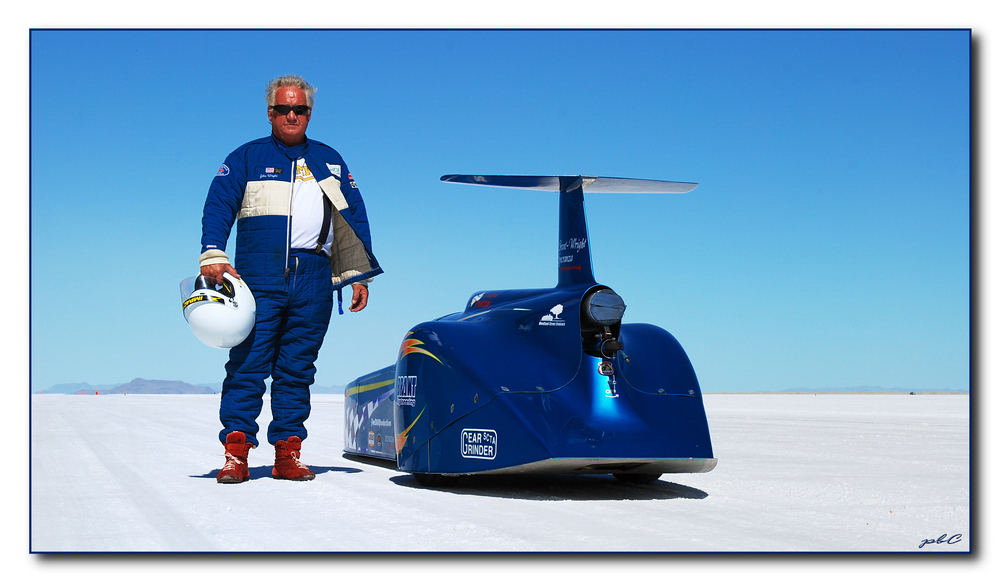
440, 174, 698, 194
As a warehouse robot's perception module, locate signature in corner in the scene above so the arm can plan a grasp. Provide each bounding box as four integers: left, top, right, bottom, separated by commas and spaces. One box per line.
919, 534, 963, 549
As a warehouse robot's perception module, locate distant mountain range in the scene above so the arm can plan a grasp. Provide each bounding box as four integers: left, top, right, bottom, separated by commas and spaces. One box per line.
36, 378, 347, 395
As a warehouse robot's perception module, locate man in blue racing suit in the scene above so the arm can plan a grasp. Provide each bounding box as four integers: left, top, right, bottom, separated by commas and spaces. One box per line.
199, 75, 382, 483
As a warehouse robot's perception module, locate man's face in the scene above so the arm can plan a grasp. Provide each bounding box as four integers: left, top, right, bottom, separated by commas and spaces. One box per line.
268, 86, 311, 146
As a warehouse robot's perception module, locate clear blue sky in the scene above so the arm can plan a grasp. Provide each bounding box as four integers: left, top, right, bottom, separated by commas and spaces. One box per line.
29, 29, 970, 393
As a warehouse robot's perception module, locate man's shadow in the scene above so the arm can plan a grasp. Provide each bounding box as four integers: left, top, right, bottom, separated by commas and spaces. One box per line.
191, 465, 362, 480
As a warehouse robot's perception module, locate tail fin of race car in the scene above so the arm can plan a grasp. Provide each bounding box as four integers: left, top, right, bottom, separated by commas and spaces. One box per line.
439, 174, 698, 288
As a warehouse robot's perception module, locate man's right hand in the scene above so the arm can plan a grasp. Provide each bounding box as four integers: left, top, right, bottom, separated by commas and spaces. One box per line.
200, 263, 241, 286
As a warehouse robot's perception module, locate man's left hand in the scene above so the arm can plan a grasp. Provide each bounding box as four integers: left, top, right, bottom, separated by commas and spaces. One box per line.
350, 283, 369, 312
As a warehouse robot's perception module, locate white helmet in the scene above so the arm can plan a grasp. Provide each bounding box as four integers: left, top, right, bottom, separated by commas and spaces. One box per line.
180, 272, 256, 348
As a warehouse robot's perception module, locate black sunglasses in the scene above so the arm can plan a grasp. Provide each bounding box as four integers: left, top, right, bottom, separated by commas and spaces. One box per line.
270, 104, 311, 116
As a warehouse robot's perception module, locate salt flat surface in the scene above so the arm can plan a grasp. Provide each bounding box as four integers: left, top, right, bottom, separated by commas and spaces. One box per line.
28, 393, 969, 555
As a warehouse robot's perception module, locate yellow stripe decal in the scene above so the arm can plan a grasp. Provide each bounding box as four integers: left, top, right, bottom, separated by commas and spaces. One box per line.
345, 378, 394, 398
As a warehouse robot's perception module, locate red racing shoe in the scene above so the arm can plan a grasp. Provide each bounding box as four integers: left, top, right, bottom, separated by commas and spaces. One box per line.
272, 436, 315, 481
217, 431, 252, 484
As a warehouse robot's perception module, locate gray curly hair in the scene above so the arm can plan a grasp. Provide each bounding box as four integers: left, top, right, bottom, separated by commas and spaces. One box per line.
265, 75, 317, 108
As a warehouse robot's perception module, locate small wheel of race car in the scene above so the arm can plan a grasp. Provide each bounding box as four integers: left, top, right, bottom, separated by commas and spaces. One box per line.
413, 473, 460, 487
613, 472, 662, 485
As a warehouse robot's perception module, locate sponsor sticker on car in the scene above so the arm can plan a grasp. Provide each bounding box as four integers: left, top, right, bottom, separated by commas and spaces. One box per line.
461, 429, 497, 460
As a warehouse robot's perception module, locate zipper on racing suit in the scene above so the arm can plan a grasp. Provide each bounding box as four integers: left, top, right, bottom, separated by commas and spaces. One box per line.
284, 158, 297, 281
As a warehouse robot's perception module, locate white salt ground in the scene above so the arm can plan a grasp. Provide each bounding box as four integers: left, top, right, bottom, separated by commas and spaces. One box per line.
17, 393, 986, 580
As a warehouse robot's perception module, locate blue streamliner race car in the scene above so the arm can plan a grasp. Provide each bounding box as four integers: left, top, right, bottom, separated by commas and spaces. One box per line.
344, 175, 717, 486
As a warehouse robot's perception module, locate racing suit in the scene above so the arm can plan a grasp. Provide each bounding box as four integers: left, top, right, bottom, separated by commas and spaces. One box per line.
200, 134, 382, 446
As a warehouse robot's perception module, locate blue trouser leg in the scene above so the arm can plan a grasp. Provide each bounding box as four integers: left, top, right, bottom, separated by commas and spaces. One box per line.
268, 252, 333, 444
218, 293, 280, 447
218, 250, 333, 447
